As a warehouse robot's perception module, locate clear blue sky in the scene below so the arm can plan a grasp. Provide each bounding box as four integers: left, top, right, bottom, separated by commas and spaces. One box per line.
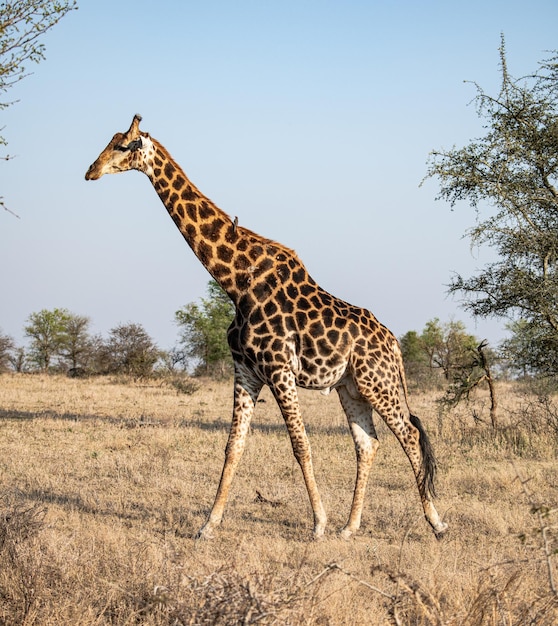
1, 0, 556, 351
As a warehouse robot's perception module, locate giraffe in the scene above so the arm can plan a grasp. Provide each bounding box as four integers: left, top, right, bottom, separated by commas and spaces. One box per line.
85, 115, 449, 541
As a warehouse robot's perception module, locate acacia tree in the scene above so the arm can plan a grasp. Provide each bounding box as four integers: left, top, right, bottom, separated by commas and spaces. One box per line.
500, 318, 558, 377
419, 318, 478, 381
424, 37, 558, 375
24, 308, 94, 372
175, 280, 235, 378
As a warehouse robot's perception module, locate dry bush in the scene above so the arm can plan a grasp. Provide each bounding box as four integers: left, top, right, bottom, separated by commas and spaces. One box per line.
174, 565, 334, 625
506, 380, 558, 440
362, 492, 558, 626
0, 494, 51, 624
324, 478, 558, 626
434, 381, 558, 461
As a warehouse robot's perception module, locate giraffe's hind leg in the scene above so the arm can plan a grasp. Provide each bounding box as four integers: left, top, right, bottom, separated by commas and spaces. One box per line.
356, 378, 448, 538
336, 384, 380, 539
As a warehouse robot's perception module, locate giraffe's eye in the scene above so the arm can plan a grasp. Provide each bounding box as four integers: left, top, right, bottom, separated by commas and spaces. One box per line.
115, 145, 128, 152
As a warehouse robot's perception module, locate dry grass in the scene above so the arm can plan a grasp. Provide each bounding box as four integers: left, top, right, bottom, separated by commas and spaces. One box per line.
0, 373, 556, 624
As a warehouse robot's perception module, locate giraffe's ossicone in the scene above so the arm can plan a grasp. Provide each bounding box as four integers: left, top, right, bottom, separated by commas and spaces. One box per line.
86, 115, 448, 540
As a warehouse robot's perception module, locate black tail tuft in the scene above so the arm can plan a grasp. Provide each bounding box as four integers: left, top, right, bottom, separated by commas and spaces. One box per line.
409, 414, 437, 499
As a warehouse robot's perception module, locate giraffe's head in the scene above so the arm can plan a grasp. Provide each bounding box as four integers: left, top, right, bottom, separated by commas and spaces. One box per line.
85, 114, 151, 181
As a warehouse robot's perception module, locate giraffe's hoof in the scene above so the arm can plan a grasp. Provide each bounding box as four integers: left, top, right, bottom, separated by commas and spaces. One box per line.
312, 516, 327, 541
195, 524, 215, 540
195, 530, 212, 541
434, 522, 449, 541
312, 527, 326, 541
339, 527, 354, 541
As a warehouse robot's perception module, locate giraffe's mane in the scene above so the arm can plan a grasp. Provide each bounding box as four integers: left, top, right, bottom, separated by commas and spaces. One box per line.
237, 225, 298, 258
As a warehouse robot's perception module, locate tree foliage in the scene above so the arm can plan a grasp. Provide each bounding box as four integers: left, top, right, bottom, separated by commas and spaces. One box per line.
0, 328, 15, 372
1, 1, 77, 212
401, 320, 498, 424
23, 308, 95, 372
0, 1, 77, 128
399, 330, 429, 385
424, 36, 558, 375
6, 309, 162, 377
24, 307, 71, 371
58, 313, 93, 370
175, 280, 235, 378
98, 322, 160, 379
500, 318, 558, 377
400, 318, 478, 387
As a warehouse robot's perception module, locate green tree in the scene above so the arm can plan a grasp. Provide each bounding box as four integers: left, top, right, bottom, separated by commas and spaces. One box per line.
424, 36, 558, 375
23, 309, 95, 373
1, 1, 77, 213
399, 329, 429, 387
420, 319, 446, 374
175, 280, 235, 377
401, 318, 478, 388
423, 318, 478, 381
24, 307, 70, 371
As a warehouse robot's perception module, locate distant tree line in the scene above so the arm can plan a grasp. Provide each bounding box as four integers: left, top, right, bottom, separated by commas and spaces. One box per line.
0, 279, 547, 386
2, 280, 556, 428
0, 309, 162, 379
0, 281, 235, 380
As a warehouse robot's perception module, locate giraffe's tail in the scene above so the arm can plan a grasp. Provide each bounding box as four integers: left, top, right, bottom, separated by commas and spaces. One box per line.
393, 339, 438, 499
409, 413, 438, 499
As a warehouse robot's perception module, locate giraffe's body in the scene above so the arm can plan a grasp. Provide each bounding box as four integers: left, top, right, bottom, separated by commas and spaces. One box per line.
86, 115, 448, 540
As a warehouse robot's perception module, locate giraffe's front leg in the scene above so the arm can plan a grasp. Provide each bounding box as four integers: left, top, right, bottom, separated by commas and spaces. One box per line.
196, 370, 262, 539
271, 371, 327, 539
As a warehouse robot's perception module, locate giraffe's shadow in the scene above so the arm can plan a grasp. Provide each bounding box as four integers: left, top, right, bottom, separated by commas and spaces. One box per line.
0, 409, 347, 436
189, 417, 347, 437
0, 408, 150, 426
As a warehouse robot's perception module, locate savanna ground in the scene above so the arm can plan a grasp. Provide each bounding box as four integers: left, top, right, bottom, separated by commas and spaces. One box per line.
0, 373, 556, 625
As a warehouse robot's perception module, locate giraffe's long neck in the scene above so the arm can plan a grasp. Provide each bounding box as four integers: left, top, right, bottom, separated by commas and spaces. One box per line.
141, 136, 308, 310
142, 137, 242, 297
